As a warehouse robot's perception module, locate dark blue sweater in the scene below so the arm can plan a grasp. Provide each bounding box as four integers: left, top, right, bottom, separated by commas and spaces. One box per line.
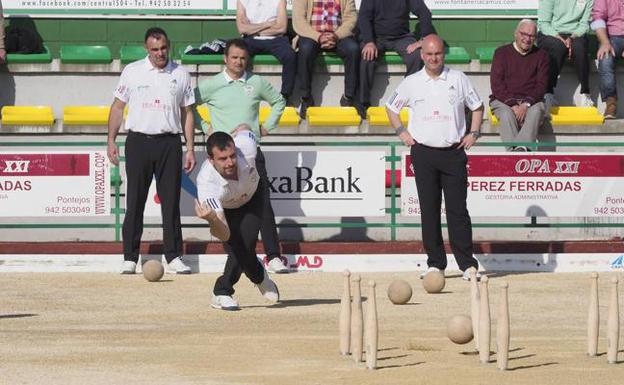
357, 0, 435, 43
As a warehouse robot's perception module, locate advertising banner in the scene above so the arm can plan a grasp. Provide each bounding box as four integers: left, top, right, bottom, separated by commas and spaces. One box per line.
143, 150, 386, 218
0, 151, 110, 216
425, 0, 537, 10
401, 152, 624, 217
3, 0, 219, 14
4, 0, 538, 15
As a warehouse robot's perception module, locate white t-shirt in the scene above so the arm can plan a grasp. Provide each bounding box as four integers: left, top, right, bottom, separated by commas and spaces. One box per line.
386, 67, 483, 148
240, 0, 281, 39
114, 57, 195, 135
196, 131, 260, 210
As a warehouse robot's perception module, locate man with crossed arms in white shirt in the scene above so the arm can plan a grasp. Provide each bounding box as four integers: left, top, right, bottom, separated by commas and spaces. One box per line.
195, 127, 279, 310
385, 34, 483, 282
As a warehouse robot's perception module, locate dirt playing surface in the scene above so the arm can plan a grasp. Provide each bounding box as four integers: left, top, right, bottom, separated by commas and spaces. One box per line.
1, 271, 623, 384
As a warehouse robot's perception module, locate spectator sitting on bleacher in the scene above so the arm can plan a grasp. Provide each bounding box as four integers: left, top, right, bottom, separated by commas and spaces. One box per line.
236, 0, 297, 104
356, 0, 435, 120
0, 0, 6, 64
591, 0, 624, 119
490, 19, 549, 152
292, 0, 360, 119
537, 0, 594, 109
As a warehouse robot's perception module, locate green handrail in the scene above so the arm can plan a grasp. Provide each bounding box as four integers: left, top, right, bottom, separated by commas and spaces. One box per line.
1, 139, 623, 242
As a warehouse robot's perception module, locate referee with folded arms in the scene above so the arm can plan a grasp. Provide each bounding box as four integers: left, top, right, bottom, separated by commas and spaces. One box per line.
107, 27, 196, 275
385, 34, 483, 282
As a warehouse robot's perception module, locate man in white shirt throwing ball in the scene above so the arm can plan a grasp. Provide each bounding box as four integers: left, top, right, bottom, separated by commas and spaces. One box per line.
195, 126, 279, 311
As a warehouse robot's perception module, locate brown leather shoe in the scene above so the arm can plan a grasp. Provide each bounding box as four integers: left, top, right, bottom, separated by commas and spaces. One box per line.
605, 96, 617, 119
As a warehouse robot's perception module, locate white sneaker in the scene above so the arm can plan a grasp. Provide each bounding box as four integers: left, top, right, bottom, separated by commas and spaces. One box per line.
578, 93, 595, 107
544, 93, 558, 108
419, 267, 443, 279
167, 257, 192, 274
256, 270, 280, 303
462, 268, 482, 281
267, 257, 290, 274
211, 295, 240, 311
120, 260, 137, 274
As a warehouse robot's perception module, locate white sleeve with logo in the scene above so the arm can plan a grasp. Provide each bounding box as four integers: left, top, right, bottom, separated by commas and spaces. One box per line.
196, 161, 224, 213
113, 66, 132, 103
234, 130, 258, 162
180, 69, 196, 107
385, 79, 412, 114
459, 72, 483, 111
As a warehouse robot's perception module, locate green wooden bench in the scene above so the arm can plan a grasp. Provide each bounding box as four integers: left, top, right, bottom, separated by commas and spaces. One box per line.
476, 47, 497, 64
120, 45, 146, 64
6, 45, 53, 64
445, 46, 471, 64
60, 45, 113, 64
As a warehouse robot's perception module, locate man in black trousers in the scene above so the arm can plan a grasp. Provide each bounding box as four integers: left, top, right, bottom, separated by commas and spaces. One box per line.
107, 27, 196, 274
385, 35, 482, 281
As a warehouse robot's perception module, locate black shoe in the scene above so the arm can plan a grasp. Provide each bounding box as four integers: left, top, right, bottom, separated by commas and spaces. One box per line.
299, 97, 314, 119
354, 102, 368, 120
340, 94, 354, 107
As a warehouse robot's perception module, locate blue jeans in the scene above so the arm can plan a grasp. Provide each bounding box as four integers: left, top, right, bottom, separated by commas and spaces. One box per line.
598, 36, 624, 100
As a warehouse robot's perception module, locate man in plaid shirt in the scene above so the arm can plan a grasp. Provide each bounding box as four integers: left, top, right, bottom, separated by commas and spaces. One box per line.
292, 0, 361, 118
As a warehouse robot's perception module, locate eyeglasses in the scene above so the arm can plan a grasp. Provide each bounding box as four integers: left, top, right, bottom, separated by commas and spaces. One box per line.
518, 31, 536, 40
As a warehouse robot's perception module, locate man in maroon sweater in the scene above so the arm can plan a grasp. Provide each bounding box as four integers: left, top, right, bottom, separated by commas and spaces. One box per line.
490, 19, 550, 151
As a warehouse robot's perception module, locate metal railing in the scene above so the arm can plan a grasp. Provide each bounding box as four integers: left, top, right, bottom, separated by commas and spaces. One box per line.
1, 139, 623, 242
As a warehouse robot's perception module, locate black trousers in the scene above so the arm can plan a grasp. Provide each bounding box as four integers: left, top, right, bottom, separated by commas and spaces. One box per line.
123, 132, 182, 263
359, 34, 423, 106
213, 180, 267, 296
297, 36, 360, 100
410, 143, 477, 271
255, 147, 281, 260
244, 36, 297, 98
537, 33, 590, 94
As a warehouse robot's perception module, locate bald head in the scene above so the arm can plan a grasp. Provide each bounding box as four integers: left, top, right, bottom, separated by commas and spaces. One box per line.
421, 34, 445, 77
422, 34, 444, 51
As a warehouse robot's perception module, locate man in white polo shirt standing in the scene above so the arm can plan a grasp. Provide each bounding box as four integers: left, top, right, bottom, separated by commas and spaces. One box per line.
107, 27, 196, 275
195, 128, 279, 311
385, 34, 483, 282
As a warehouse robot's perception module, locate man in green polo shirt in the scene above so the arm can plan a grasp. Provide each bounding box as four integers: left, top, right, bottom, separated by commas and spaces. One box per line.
193, 38, 290, 274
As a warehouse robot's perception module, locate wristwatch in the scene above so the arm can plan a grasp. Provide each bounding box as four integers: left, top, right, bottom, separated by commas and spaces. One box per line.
469, 131, 481, 139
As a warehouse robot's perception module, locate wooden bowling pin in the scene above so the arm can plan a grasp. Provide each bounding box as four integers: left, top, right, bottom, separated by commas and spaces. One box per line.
479, 276, 491, 364
351, 275, 364, 363
587, 273, 599, 357
339, 270, 351, 355
496, 282, 510, 370
365, 281, 378, 370
468, 267, 480, 352
607, 277, 619, 364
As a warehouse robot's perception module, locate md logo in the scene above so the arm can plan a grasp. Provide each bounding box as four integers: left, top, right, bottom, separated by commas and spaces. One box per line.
611, 255, 624, 269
